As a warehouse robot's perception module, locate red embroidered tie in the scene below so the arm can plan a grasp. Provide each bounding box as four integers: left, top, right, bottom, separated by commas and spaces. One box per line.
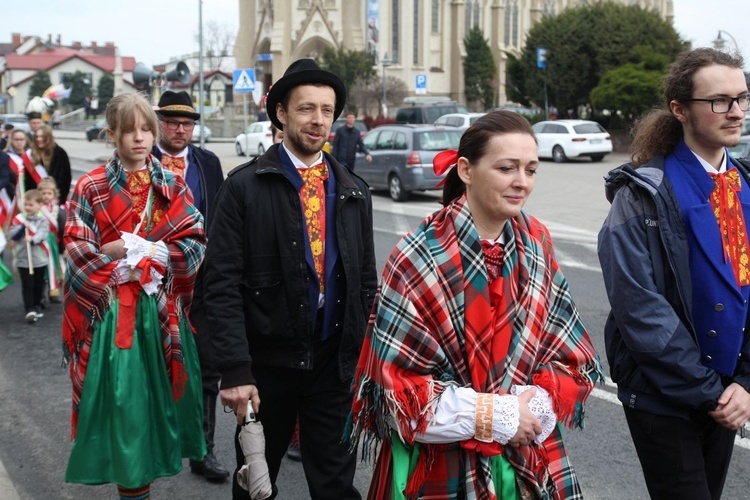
481, 240, 504, 284
709, 167, 750, 286
162, 154, 186, 178
299, 162, 329, 292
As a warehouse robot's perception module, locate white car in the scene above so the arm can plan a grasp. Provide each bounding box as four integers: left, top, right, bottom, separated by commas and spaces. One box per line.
0, 114, 31, 133
235, 120, 273, 156
532, 119, 612, 162
433, 112, 486, 131
191, 123, 212, 143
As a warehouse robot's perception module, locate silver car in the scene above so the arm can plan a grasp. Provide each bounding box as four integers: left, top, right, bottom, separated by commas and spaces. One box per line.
356, 124, 463, 202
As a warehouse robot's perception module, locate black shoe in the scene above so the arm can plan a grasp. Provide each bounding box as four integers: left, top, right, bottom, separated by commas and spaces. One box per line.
190, 452, 229, 482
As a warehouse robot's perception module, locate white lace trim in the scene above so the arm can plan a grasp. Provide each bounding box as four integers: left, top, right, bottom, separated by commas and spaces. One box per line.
511, 385, 557, 444
112, 232, 168, 296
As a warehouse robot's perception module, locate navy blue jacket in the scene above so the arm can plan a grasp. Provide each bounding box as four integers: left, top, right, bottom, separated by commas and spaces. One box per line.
598, 149, 750, 419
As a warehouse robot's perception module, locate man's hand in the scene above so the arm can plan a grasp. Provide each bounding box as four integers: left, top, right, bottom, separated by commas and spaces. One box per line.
507, 387, 543, 447
365, 154, 373, 163
709, 383, 750, 430
220, 385, 261, 426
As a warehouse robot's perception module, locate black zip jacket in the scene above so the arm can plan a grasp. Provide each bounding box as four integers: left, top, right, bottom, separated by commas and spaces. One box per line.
204, 144, 377, 389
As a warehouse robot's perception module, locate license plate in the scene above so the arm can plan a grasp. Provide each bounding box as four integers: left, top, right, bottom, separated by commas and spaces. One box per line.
590, 139, 602, 144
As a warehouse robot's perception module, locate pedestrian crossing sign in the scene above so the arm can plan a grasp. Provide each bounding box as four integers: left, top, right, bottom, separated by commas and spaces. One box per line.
233, 69, 256, 92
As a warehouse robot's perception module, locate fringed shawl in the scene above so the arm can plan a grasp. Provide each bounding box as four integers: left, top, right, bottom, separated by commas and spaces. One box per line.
63, 154, 206, 438
351, 195, 602, 499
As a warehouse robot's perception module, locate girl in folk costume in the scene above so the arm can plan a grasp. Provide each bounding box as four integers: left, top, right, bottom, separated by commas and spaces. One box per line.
350, 111, 603, 500
38, 177, 65, 302
5, 129, 48, 197
32, 125, 72, 201
63, 92, 207, 500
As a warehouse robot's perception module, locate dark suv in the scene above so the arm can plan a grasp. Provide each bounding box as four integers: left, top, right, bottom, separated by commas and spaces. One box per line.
395, 102, 468, 125
355, 124, 463, 201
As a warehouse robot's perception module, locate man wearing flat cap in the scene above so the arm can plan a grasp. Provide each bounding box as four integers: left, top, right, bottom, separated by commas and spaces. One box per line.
204, 59, 376, 499
152, 90, 229, 482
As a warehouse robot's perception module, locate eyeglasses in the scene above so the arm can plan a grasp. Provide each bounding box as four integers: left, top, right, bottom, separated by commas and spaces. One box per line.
685, 95, 750, 114
162, 119, 196, 131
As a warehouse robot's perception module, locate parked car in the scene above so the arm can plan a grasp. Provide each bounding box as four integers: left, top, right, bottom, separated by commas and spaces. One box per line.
728, 136, 750, 160
433, 112, 486, 130
235, 120, 273, 156
191, 123, 212, 143
0, 114, 31, 133
395, 102, 468, 125
531, 119, 612, 162
356, 124, 463, 201
492, 105, 538, 118
85, 118, 107, 141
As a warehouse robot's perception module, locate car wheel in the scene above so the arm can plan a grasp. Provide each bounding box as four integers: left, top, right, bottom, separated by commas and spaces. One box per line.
235, 142, 243, 156
257, 144, 265, 156
552, 145, 567, 163
590, 154, 605, 162
389, 175, 409, 202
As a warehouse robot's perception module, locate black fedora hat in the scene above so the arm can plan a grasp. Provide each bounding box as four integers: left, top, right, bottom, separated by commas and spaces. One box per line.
156, 90, 200, 120
266, 59, 346, 130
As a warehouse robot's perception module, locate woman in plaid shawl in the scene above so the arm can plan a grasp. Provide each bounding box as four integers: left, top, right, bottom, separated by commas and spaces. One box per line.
351, 111, 603, 499
62, 93, 207, 499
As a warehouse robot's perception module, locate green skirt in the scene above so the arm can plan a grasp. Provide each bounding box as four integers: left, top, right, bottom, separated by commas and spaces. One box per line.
65, 290, 205, 487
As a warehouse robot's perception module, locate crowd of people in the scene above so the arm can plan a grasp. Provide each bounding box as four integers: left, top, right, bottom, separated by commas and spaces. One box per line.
0, 46, 749, 500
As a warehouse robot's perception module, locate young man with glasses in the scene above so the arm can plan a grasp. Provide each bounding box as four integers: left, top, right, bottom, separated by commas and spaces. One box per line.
599, 47, 750, 500
153, 90, 229, 483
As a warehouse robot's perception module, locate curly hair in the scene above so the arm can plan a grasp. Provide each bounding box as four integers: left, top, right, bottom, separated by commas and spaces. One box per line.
631, 47, 744, 166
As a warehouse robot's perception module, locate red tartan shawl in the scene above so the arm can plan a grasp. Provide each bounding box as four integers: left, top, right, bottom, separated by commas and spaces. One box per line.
351, 196, 602, 499
63, 155, 205, 438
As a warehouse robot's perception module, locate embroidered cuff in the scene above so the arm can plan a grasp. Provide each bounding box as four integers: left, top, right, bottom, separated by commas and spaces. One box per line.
475, 393, 495, 442
511, 385, 557, 444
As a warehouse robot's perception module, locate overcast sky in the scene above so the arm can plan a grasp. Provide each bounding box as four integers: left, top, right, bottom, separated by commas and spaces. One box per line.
4, 0, 749, 69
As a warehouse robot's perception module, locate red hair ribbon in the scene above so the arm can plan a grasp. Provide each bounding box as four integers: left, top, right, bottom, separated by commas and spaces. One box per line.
433, 149, 458, 188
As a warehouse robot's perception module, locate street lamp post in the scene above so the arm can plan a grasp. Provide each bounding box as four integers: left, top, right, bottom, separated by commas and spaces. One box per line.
381, 52, 392, 118
713, 30, 740, 54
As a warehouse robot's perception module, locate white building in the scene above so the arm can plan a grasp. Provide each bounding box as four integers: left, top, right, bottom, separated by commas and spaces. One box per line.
234, 0, 673, 112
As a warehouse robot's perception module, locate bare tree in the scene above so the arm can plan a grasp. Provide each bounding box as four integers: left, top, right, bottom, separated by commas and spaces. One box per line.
352, 76, 408, 117
201, 21, 236, 72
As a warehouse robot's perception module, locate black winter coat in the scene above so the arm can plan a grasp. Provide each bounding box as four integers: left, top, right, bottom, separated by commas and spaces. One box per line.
204, 144, 378, 389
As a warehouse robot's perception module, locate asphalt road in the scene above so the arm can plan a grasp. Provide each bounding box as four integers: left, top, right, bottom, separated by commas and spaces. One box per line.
1, 137, 749, 499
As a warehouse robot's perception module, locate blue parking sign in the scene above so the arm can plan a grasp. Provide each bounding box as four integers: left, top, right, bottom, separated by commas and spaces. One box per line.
415, 74, 427, 95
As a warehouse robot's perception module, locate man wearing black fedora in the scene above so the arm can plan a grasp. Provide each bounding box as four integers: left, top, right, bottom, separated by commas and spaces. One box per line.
204, 59, 377, 499
152, 90, 229, 482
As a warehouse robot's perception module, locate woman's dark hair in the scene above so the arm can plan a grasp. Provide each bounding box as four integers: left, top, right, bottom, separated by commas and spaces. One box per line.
441, 110, 535, 206
631, 47, 744, 166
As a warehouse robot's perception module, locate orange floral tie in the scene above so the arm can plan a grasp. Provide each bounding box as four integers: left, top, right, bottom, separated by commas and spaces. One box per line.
161, 154, 186, 178
709, 167, 750, 286
299, 162, 329, 292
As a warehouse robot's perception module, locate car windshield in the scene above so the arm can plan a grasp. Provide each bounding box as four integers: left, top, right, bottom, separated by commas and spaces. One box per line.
573, 123, 605, 134
6, 116, 27, 124
415, 130, 463, 151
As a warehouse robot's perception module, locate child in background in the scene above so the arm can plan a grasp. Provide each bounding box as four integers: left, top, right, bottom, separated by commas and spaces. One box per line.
38, 177, 66, 303
9, 189, 49, 323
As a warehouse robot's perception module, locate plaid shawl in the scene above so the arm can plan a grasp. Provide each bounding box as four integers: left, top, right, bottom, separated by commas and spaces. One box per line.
351, 196, 602, 499
63, 154, 205, 437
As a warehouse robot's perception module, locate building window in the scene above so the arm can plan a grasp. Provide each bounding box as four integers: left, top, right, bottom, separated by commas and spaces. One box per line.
431, 0, 440, 34
392, 0, 400, 63
542, 0, 556, 16
465, 0, 480, 33
504, 0, 519, 47
413, 0, 420, 65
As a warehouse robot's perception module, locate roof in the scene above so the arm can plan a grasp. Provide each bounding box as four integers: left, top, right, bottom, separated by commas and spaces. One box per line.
4, 49, 136, 73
